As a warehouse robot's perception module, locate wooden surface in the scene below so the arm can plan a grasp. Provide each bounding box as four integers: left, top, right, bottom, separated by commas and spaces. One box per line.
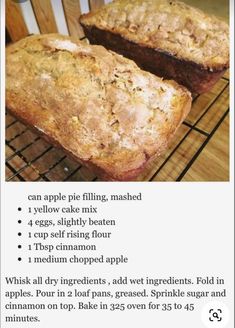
5, 0, 230, 182
6, 0, 29, 42
6, 0, 106, 41
5, 72, 230, 182
31, 0, 58, 34
62, 0, 84, 38
182, 116, 229, 181
89, 0, 105, 12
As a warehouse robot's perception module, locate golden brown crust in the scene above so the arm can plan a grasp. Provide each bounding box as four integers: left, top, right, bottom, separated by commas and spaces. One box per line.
81, 24, 227, 93
6, 34, 191, 181
80, 0, 229, 70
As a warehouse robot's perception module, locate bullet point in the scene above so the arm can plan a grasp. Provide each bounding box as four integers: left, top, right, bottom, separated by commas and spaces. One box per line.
18, 207, 22, 211
18, 257, 22, 261
18, 232, 22, 236
18, 220, 22, 224
18, 245, 22, 249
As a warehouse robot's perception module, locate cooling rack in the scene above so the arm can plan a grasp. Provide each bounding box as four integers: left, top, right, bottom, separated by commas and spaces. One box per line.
5, 72, 229, 182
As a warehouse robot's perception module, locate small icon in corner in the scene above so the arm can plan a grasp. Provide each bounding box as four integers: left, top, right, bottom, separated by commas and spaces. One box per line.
201, 301, 229, 328
209, 309, 222, 322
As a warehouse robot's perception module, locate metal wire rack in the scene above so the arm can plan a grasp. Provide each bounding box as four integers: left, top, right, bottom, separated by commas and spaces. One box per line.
5, 74, 229, 182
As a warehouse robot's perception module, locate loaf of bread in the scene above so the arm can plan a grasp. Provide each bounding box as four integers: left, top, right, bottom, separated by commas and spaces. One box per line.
6, 34, 191, 181
80, 0, 229, 94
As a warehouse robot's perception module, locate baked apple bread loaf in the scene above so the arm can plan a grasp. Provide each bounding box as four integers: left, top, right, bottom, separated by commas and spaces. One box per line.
6, 34, 191, 181
80, 0, 229, 94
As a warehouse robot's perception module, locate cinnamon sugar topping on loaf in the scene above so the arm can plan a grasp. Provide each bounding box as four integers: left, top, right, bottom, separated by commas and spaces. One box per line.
80, 0, 229, 69
6, 34, 191, 180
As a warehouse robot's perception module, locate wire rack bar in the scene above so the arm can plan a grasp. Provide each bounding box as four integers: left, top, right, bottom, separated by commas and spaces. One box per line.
149, 81, 229, 181
6, 145, 53, 181
5, 64, 229, 182
176, 108, 229, 181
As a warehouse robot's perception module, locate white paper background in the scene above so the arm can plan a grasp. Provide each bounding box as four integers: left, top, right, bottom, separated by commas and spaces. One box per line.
0, 183, 234, 328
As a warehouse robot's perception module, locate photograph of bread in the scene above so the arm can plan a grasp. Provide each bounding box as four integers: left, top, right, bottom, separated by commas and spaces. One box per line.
5, 0, 230, 182
80, 0, 229, 94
